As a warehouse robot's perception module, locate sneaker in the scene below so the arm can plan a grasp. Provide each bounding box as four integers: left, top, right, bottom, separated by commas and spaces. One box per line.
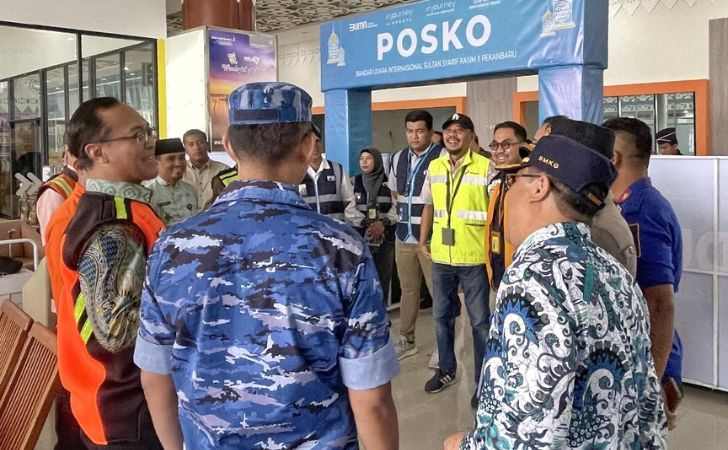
425, 370, 457, 394
396, 336, 418, 360
428, 349, 439, 370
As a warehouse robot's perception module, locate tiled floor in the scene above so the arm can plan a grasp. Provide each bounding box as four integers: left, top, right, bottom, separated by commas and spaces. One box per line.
390, 309, 728, 450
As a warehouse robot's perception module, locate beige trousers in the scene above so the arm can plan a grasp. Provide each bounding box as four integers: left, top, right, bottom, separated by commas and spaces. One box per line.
395, 240, 433, 341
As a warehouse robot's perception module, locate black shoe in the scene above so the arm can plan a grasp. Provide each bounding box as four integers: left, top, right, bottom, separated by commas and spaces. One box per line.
425, 370, 457, 393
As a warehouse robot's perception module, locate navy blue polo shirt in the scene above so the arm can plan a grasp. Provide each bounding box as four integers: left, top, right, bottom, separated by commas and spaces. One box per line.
619, 176, 683, 383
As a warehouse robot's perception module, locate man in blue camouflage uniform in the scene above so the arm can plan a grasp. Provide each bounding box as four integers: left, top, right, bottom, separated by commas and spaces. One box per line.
133, 82, 400, 450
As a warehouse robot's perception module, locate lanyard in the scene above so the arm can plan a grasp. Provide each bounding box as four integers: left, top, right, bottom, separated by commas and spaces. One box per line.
404, 144, 434, 193
445, 162, 467, 227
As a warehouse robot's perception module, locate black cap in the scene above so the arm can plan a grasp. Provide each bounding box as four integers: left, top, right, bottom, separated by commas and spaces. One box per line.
549, 118, 615, 159
656, 127, 678, 145
442, 113, 475, 131
155, 138, 186, 156
524, 135, 617, 210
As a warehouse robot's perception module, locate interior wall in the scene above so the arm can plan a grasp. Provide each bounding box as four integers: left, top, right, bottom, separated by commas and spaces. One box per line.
710, 18, 728, 156
0, 0, 166, 39
165, 29, 208, 140
372, 107, 455, 154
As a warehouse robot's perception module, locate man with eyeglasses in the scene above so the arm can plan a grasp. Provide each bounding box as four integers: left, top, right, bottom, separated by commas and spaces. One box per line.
484, 121, 529, 304
445, 135, 666, 450
419, 113, 491, 396
45, 97, 165, 449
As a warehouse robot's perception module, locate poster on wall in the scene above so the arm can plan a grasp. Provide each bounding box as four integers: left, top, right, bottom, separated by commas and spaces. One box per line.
208, 29, 277, 151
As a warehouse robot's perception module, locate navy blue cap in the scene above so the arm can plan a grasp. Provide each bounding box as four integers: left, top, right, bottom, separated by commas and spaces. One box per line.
525, 135, 617, 209
442, 113, 475, 131
155, 138, 185, 156
549, 118, 615, 159
228, 82, 312, 126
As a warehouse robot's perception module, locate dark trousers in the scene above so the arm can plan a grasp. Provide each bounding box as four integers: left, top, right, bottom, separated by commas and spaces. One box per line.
371, 239, 395, 305
432, 263, 490, 386
55, 388, 84, 450
80, 407, 163, 450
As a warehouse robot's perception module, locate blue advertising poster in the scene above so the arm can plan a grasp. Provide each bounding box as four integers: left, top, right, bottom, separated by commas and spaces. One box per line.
208, 29, 277, 150
320, 0, 607, 91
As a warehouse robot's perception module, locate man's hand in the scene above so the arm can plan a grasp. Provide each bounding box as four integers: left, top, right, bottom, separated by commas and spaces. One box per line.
418, 242, 431, 259
367, 221, 386, 240
444, 432, 465, 450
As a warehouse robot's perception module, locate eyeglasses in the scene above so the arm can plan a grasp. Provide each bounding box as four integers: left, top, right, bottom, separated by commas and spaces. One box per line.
505, 173, 541, 189
489, 141, 521, 152
97, 127, 158, 148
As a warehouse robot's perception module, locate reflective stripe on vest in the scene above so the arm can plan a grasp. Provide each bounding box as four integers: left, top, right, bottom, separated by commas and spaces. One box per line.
429, 151, 490, 266
220, 170, 240, 187
394, 145, 442, 242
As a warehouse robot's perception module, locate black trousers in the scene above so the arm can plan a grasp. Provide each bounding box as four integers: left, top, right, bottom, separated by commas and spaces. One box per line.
79, 407, 163, 450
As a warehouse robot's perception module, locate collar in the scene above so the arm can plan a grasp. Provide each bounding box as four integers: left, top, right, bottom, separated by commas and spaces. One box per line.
187, 159, 212, 171
85, 178, 152, 203
408, 144, 435, 159
214, 179, 308, 208
154, 176, 180, 187
616, 176, 651, 205
437, 149, 473, 172
515, 222, 591, 260
308, 159, 331, 177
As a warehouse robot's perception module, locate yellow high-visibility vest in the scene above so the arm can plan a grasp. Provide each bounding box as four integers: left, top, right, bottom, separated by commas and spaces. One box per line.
429, 150, 490, 266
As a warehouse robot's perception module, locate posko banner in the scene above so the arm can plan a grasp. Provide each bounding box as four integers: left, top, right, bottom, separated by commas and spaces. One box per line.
320, 0, 607, 91
208, 29, 277, 151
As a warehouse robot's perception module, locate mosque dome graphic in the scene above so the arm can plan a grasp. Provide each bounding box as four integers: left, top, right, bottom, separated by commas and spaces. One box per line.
327, 27, 346, 67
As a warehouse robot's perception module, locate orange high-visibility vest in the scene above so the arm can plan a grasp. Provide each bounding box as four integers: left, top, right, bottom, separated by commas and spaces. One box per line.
45, 187, 163, 445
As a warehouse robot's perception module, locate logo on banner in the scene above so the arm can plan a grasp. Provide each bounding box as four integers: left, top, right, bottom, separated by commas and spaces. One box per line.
541, 0, 576, 37
227, 53, 239, 66
327, 27, 347, 67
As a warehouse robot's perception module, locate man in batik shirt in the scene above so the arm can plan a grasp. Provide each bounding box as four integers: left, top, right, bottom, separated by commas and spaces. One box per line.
446, 135, 666, 450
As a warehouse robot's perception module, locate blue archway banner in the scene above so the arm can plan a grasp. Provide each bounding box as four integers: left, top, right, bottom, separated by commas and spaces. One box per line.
321, 0, 607, 91
319, 0, 608, 174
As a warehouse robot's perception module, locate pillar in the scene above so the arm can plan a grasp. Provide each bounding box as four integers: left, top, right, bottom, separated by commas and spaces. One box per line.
538, 65, 604, 124
183, 0, 255, 31
323, 89, 372, 175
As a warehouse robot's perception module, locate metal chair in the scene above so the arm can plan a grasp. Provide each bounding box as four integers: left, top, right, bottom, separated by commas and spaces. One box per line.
0, 322, 60, 450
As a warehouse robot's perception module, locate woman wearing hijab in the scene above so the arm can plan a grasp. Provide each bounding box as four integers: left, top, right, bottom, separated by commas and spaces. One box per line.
345, 147, 399, 305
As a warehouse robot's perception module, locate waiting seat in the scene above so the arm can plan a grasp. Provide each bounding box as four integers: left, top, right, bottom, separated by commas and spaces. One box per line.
0, 299, 32, 395
0, 322, 59, 450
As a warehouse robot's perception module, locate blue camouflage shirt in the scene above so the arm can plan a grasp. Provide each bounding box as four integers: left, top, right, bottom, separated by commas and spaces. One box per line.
134, 180, 399, 449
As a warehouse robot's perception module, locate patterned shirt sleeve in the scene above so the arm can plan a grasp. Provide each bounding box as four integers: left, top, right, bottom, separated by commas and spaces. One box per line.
134, 236, 176, 374
338, 247, 399, 390
461, 282, 577, 449
77, 223, 147, 354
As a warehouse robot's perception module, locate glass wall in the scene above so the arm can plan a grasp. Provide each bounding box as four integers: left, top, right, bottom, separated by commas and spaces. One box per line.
522, 91, 697, 155
0, 24, 157, 219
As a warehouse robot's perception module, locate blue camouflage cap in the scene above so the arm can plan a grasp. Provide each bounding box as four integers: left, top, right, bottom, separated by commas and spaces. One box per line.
228, 82, 313, 126
524, 135, 617, 210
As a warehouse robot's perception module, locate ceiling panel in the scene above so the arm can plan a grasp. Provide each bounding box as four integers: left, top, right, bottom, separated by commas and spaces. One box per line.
167, 0, 411, 34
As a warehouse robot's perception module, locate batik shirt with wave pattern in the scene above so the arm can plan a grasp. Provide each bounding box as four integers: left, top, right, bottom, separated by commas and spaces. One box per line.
462, 222, 667, 450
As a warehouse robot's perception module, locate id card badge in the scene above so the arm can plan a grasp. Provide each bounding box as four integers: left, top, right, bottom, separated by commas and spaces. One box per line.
490, 231, 502, 255
368, 208, 378, 220
442, 228, 455, 246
